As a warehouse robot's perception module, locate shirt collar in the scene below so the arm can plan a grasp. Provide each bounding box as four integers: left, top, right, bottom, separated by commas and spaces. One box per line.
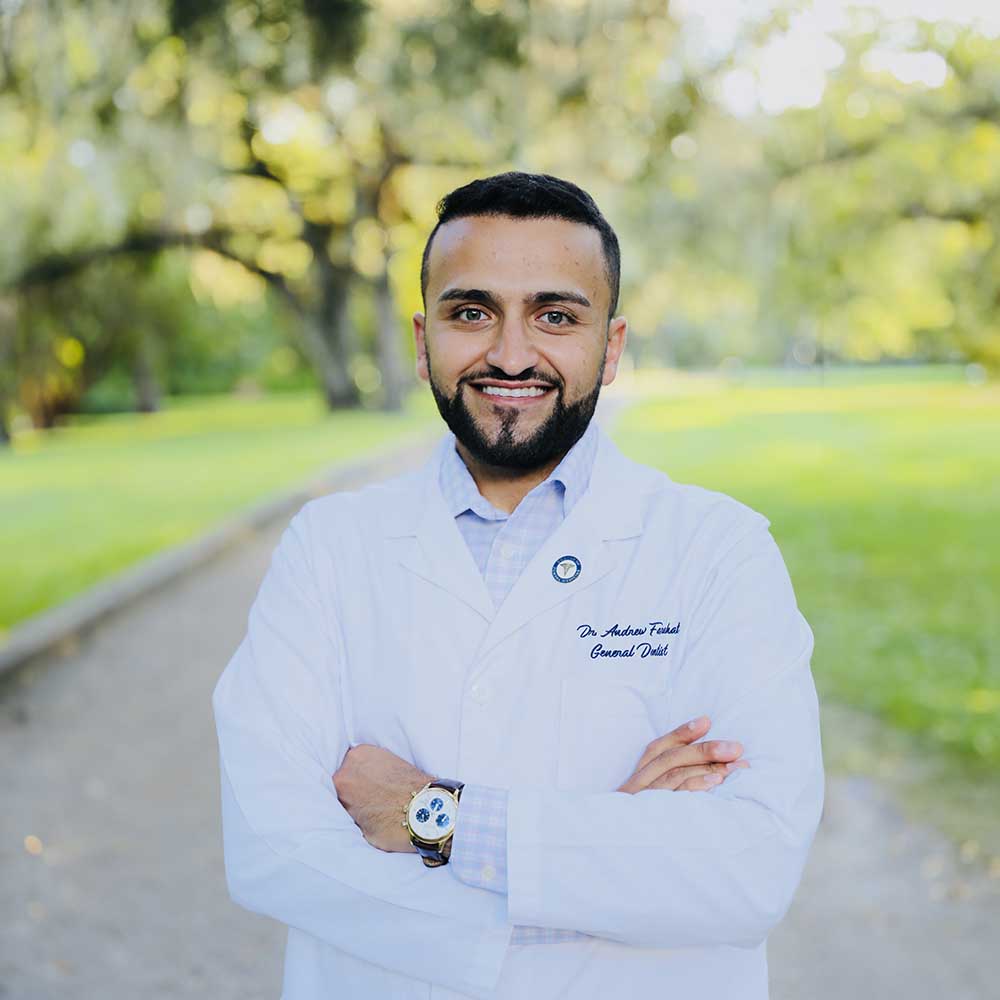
439, 418, 600, 521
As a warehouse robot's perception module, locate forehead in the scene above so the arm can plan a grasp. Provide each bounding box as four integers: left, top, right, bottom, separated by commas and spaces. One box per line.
427, 214, 606, 306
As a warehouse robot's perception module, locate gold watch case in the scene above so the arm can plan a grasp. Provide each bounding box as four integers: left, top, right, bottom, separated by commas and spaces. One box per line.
402, 781, 461, 847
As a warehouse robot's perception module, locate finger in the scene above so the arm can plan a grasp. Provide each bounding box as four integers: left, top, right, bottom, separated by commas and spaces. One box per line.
616, 757, 749, 795
634, 715, 711, 772
675, 772, 727, 791
691, 759, 750, 789
647, 759, 745, 791
632, 737, 745, 789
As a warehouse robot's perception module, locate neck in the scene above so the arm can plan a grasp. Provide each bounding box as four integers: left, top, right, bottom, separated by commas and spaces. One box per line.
454, 442, 566, 514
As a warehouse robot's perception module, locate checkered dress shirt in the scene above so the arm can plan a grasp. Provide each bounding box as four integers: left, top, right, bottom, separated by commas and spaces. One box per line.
438, 420, 599, 945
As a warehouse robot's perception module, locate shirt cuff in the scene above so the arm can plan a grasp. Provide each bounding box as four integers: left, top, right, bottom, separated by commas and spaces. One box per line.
448, 782, 509, 895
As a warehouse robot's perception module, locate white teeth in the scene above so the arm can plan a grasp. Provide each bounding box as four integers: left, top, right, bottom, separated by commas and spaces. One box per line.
479, 385, 548, 397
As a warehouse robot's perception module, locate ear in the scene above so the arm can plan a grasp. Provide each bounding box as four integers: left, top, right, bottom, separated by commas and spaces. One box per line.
601, 316, 628, 386
413, 311, 429, 383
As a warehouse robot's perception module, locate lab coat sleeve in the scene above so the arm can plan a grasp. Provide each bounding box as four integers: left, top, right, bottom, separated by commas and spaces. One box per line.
212, 506, 513, 999
505, 514, 825, 949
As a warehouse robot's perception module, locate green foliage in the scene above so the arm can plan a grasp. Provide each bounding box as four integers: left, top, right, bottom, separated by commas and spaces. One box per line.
4, 0, 1000, 441
168, 0, 226, 36
302, 0, 371, 68
390, 0, 523, 96
168, 0, 370, 73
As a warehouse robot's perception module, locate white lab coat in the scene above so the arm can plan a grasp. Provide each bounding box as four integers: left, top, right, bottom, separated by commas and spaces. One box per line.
212, 424, 825, 999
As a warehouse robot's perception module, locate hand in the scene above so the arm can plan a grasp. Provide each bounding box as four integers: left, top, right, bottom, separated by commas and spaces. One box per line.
332, 744, 434, 853
616, 716, 750, 794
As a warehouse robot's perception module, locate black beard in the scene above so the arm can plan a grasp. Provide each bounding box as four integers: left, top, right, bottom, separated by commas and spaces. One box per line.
427, 360, 604, 472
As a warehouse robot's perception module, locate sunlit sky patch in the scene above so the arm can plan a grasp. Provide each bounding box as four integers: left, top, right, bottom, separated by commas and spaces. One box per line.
672, 0, 1000, 116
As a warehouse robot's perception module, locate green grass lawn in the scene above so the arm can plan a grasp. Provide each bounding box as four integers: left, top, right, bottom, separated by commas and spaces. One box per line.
612, 367, 1000, 767
0, 389, 439, 636
4, 365, 998, 771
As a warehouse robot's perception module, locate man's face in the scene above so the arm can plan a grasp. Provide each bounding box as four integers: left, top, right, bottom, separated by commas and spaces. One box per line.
413, 214, 627, 472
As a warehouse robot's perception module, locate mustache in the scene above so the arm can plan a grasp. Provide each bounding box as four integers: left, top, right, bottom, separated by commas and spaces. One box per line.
460, 370, 562, 389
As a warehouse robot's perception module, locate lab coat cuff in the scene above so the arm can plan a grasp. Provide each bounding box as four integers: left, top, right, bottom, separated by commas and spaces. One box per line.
449, 782, 510, 894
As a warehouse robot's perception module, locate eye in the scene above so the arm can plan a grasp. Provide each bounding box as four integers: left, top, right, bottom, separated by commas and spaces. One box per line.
452, 307, 488, 323
541, 310, 576, 326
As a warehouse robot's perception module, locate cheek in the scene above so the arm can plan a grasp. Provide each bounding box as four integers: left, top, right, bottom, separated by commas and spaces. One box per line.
431, 332, 485, 376
542, 341, 601, 388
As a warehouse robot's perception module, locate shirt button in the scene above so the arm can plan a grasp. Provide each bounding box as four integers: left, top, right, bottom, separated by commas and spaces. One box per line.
498, 543, 516, 560
469, 682, 492, 704
481, 864, 496, 882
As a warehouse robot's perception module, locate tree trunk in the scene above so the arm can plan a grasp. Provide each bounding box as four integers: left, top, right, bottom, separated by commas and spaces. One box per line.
372, 270, 407, 411
0, 297, 16, 446
132, 327, 162, 412
319, 266, 359, 408
298, 311, 356, 408
299, 220, 359, 409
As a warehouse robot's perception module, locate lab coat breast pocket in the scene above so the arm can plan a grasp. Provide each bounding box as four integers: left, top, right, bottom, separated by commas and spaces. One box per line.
556, 662, 671, 793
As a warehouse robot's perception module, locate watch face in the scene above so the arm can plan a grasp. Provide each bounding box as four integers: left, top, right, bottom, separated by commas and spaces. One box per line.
407, 787, 458, 843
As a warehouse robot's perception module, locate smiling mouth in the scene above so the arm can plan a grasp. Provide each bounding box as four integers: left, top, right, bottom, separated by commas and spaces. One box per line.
469, 383, 557, 405
476, 385, 549, 399
469, 381, 556, 406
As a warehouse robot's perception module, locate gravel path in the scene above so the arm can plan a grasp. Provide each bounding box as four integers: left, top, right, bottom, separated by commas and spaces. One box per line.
2, 415, 998, 999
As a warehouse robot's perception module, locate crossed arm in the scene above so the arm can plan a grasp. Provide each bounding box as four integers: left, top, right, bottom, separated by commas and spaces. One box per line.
331, 715, 752, 878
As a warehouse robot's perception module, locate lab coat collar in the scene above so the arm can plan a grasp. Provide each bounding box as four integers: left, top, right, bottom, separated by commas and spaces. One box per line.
384, 421, 659, 651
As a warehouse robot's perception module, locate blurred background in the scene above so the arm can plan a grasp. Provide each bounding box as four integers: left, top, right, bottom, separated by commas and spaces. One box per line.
2, 0, 999, 997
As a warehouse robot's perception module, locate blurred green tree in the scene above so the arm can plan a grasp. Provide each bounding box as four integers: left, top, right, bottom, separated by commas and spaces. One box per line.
669, 13, 1000, 370
3, 1, 997, 444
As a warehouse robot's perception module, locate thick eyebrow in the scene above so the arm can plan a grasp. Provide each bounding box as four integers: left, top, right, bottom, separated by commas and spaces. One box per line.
436, 287, 592, 310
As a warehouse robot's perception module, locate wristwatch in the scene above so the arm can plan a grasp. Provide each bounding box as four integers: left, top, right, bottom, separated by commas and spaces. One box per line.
402, 778, 464, 867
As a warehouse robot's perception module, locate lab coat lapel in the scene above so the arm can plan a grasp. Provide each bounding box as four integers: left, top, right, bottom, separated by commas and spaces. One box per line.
387, 435, 495, 623
475, 427, 645, 663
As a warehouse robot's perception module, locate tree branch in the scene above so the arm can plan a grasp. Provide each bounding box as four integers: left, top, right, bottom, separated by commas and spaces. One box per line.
6, 227, 306, 315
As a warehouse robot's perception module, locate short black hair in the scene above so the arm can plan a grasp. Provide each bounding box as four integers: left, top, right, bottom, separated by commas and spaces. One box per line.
420, 171, 621, 323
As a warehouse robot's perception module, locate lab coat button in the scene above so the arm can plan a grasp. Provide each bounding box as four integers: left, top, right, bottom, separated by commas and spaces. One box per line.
469, 682, 491, 704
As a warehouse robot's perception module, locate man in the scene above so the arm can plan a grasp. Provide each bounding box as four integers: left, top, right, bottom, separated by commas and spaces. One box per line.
212, 171, 825, 999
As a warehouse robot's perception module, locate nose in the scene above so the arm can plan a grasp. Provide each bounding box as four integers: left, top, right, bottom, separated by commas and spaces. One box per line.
483, 316, 540, 377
